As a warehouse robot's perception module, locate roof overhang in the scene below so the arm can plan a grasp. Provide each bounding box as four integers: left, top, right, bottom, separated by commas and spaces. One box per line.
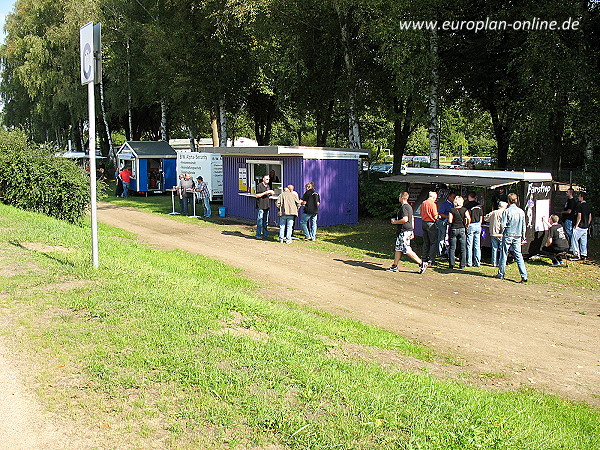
381, 168, 553, 189
212, 146, 368, 160
55, 152, 105, 159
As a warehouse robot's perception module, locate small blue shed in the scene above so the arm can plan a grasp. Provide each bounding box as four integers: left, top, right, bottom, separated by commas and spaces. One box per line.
215, 146, 367, 227
116, 141, 178, 193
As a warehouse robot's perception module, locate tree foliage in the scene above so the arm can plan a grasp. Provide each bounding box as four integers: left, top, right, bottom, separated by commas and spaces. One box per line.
0, 0, 598, 177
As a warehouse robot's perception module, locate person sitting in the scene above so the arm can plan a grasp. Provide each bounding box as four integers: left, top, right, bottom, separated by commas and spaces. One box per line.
541, 215, 570, 265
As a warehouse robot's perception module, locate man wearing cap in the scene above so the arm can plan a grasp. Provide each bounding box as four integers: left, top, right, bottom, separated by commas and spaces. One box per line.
195, 176, 211, 218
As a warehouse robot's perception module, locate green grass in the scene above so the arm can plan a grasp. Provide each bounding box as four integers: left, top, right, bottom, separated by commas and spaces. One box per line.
1, 203, 599, 448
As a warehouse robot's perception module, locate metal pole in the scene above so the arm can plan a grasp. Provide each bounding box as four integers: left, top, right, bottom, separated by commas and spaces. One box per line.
88, 81, 99, 268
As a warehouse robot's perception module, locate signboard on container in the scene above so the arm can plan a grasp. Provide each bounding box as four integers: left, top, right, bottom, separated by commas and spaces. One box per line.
176, 152, 223, 199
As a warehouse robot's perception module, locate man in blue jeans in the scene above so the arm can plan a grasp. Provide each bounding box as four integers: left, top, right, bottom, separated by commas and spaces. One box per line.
497, 193, 528, 282
465, 191, 483, 267
569, 191, 592, 261
561, 188, 577, 243
300, 182, 320, 241
255, 175, 274, 239
195, 176, 212, 217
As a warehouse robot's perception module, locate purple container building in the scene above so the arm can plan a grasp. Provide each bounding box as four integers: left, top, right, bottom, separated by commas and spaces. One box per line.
213, 146, 367, 227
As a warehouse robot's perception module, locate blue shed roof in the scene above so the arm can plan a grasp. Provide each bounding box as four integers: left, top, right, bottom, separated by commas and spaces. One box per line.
117, 141, 177, 158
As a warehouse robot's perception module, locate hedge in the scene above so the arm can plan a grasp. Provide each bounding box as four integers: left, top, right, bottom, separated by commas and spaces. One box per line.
0, 129, 91, 223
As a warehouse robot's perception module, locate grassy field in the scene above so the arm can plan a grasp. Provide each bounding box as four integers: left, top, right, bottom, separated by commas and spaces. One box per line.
1, 203, 599, 448
109, 190, 599, 291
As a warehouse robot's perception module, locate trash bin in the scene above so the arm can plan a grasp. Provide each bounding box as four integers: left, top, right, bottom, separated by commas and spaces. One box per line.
218, 206, 227, 217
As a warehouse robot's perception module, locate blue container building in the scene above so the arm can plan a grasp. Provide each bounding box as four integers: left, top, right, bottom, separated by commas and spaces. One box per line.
116, 141, 178, 193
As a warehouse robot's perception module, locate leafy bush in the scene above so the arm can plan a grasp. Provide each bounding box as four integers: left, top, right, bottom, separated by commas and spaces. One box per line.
359, 172, 406, 218
0, 129, 91, 223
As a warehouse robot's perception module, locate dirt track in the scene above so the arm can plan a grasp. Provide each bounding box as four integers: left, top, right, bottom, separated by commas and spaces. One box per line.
98, 203, 600, 407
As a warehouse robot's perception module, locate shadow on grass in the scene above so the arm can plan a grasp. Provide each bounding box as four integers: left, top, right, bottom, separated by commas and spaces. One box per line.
10, 241, 75, 267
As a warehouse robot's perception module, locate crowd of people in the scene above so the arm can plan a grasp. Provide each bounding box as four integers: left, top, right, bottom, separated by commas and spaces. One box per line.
386, 188, 593, 281
254, 175, 321, 243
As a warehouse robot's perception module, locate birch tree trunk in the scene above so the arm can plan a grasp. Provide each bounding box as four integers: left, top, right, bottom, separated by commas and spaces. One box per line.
126, 39, 133, 141
211, 107, 219, 147
585, 131, 594, 161
428, 29, 440, 169
188, 127, 196, 152
99, 79, 114, 161
160, 99, 168, 141
218, 99, 228, 147
79, 120, 85, 152
336, 5, 361, 149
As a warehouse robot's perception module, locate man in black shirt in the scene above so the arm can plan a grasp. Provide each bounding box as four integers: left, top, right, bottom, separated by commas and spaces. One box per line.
386, 192, 427, 274
300, 182, 321, 241
541, 215, 569, 265
569, 192, 592, 260
464, 191, 483, 267
255, 175, 275, 239
561, 188, 577, 243
492, 187, 508, 209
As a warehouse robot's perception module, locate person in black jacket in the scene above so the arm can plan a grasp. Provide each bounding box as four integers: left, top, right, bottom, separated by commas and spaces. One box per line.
300, 182, 321, 241
448, 196, 471, 269
465, 191, 483, 267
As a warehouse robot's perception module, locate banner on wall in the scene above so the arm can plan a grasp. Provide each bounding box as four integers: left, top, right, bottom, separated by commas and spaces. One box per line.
524, 181, 553, 255
176, 152, 223, 199
238, 167, 248, 192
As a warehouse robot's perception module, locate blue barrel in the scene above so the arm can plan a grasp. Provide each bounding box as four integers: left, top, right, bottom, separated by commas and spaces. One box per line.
218, 206, 227, 217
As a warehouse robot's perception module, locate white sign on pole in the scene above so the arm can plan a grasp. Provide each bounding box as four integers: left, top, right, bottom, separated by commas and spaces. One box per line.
93, 23, 102, 84
80, 21, 101, 268
80, 22, 94, 85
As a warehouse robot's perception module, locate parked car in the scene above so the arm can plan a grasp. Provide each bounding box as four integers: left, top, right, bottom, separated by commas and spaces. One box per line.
371, 163, 393, 173
412, 156, 430, 163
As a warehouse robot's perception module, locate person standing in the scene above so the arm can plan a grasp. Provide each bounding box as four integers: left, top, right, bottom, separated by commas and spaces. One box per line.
420, 191, 439, 265
569, 192, 592, 261
492, 186, 508, 209
115, 166, 123, 197
300, 182, 321, 241
255, 175, 274, 239
195, 176, 212, 218
561, 188, 577, 243
178, 173, 195, 216
268, 169, 280, 190
276, 184, 302, 243
448, 196, 470, 269
484, 201, 508, 266
464, 191, 484, 267
437, 192, 455, 257
119, 166, 133, 198
386, 192, 427, 274
497, 193, 528, 282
